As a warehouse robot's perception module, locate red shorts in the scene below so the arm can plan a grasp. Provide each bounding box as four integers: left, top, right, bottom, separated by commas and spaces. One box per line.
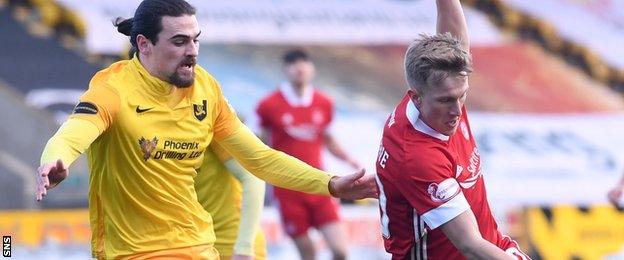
500, 236, 531, 260
273, 187, 340, 238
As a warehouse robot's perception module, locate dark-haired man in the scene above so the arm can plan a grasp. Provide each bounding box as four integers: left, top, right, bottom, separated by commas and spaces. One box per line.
256, 49, 361, 260
34, 0, 377, 258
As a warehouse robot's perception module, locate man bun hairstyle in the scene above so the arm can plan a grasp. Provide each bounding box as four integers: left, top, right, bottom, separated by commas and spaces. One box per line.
114, 17, 133, 36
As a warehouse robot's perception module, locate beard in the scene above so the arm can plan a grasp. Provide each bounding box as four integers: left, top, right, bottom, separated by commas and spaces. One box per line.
167, 56, 196, 88
168, 71, 194, 88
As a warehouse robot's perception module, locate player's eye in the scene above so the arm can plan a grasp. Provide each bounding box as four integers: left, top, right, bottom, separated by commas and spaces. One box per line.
172, 39, 187, 46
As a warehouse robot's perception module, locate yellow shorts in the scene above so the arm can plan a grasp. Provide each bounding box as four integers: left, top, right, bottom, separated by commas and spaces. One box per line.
119, 244, 220, 260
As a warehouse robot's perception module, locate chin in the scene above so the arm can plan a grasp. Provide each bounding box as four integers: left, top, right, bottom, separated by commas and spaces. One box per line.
169, 74, 195, 88
443, 128, 458, 136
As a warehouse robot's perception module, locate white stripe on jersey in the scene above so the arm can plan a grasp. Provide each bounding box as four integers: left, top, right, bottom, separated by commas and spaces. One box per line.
375, 172, 391, 238
413, 209, 420, 244
421, 192, 470, 229
422, 230, 428, 260
413, 212, 428, 260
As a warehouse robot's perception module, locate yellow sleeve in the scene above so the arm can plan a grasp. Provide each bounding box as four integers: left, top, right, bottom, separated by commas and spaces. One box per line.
215, 120, 332, 195
69, 81, 120, 132
40, 118, 101, 166
41, 78, 119, 166
209, 142, 232, 162
211, 78, 241, 140
223, 159, 265, 256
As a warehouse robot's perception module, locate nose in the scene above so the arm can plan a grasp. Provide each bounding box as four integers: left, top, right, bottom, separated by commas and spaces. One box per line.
450, 100, 461, 116
186, 41, 199, 57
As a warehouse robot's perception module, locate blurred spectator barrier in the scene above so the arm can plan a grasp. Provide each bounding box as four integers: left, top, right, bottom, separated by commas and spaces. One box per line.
53, 0, 502, 55
0, 206, 387, 258
463, 0, 624, 96
471, 113, 624, 206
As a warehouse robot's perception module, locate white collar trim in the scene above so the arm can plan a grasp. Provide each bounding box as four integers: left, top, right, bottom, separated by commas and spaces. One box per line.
405, 99, 450, 141
279, 82, 314, 107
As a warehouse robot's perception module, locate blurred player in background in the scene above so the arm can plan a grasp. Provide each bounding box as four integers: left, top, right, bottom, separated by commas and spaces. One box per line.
34, 0, 377, 258
374, 0, 529, 259
195, 143, 266, 260
255, 49, 362, 260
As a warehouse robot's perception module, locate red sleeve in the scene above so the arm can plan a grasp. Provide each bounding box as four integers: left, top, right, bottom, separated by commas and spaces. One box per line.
394, 148, 470, 229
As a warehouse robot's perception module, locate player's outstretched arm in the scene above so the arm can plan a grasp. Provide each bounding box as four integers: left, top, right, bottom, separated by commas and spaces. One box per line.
441, 210, 514, 259
436, 0, 470, 51
216, 123, 377, 200
36, 118, 101, 201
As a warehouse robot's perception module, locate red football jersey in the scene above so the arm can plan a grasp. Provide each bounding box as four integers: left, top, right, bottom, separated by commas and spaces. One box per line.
256, 83, 333, 169
375, 93, 523, 259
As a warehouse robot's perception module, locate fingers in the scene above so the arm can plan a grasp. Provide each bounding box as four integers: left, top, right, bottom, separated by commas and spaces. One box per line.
332, 170, 374, 200
48, 160, 68, 189
358, 174, 379, 199
348, 168, 366, 181
55, 159, 66, 171
35, 164, 54, 201
35, 174, 48, 201
341, 174, 379, 200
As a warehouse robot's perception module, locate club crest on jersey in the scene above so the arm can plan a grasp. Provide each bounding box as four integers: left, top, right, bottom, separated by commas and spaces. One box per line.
138, 137, 159, 161
193, 100, 207, 121
427, 178, 461, 203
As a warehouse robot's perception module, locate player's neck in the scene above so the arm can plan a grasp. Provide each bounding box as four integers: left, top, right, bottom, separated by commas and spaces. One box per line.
138, 54, 164, 82
290, 82, 309, 97
135, 54, 176, 96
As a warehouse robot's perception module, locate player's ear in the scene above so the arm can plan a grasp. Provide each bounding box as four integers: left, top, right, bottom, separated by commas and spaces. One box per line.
136, 34, 151, 55
407, 89, 422, 107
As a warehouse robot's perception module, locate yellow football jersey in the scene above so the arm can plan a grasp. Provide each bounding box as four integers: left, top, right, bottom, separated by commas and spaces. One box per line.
72, 57, 238, 258
195, 143, 266, 258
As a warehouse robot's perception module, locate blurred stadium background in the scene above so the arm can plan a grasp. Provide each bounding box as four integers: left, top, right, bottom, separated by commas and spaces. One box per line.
1, 0, 624, 259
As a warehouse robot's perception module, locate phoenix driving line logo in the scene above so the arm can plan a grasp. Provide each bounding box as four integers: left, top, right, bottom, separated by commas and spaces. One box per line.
139, 137, 159, 161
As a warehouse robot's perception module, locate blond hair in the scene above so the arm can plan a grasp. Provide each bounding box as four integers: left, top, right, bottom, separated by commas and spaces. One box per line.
404, 33, 472, 94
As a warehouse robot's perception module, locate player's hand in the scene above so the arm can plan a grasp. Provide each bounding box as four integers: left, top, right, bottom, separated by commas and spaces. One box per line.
35, 159, 68, 201
607, 186, 624, 207
231, 254, 253, 260
328, 168, 379, 200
